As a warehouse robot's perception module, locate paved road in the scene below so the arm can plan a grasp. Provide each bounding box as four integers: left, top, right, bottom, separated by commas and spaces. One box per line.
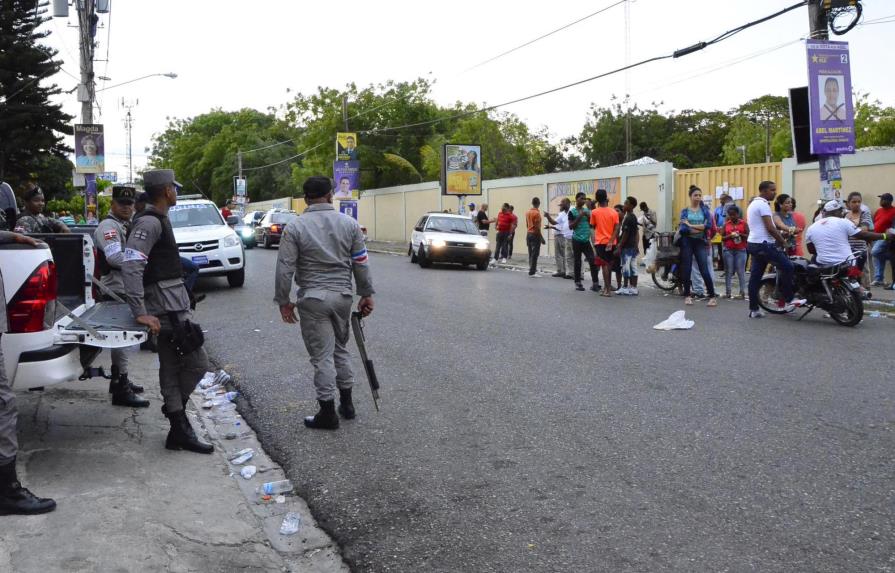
194, 247, 894, 573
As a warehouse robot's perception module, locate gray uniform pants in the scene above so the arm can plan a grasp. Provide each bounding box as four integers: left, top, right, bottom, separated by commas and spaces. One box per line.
554, 235, 574, 276
297, 292, 354, 402
0, 337, 17, 465
156, 315, 210, 414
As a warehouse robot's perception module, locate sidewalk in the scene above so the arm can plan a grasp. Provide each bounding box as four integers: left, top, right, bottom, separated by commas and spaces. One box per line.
368, 239, 895, 308
1, 349, 348, 573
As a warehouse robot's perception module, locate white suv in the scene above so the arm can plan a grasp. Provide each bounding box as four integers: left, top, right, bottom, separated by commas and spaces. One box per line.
170, 195, 245, 287
408, 213, 490, 270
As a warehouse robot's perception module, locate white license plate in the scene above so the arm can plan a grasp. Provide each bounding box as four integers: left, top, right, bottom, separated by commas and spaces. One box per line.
192, 255, 209, 265
848, 281, 860, 289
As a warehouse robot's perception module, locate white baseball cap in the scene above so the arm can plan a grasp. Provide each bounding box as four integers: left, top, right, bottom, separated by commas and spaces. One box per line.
823, 199, 844, 212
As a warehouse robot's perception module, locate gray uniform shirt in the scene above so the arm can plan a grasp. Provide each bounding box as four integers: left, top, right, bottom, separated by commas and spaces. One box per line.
122, 205, 190, 318
274, 203, 374, 306
0, 183, 16, 231
94, 214, 129, 294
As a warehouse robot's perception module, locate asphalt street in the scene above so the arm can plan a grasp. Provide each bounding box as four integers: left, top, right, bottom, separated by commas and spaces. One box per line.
193, 247, 894, 573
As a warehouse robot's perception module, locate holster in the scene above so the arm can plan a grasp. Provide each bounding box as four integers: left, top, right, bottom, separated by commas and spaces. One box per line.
166, 312, 205, 357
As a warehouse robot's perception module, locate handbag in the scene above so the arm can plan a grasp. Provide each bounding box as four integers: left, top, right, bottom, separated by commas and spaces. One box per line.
167, 312, 205, 357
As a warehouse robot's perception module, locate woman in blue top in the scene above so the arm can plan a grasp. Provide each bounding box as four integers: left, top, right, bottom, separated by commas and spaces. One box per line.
679, 185, 717, 306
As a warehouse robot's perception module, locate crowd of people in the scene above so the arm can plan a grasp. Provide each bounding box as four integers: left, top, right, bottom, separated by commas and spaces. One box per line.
469, 182, 895, 317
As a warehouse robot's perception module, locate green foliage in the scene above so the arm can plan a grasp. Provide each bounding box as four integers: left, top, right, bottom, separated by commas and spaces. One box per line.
720, 96, 791, 164
0, 0, 73, 199
47, 195, 112, 219
854, 93, 895, 147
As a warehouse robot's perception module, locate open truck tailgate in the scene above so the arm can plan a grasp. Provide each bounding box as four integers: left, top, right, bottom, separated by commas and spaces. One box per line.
56, 301, 149, 348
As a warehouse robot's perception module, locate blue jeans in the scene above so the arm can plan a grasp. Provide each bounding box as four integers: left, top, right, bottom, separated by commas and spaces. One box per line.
180, 257, 199, 292
746, 242, 794, 311
871, 240, 890, 283
723, 248, 747, 295
680, 236, 715, 298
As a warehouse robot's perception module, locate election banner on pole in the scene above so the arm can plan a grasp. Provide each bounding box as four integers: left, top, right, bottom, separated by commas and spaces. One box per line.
333, 160, 360, 200
806, 40, 855, 155
441, 144, 481, 196
339, 200, 358, 220
336, 133, 359, 161
74, 124, 105, 174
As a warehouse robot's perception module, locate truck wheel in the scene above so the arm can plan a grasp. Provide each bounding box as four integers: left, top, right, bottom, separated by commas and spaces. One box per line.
410, 243, 417, 263
227, 267, 245, 288
417, 245, 432, 268
263, 234, 271, 249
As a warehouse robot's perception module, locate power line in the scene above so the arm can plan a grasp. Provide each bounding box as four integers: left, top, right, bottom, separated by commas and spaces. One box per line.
464, 0, 627, 73
361, 1, 808, 136
239, 141, 328, 172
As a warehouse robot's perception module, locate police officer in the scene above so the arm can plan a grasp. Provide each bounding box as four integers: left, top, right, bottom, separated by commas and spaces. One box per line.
122, 169, 213, 454
14, 184, 70, 233
0, 181, 17, 231
0, 230, 56, 515
274, 176, 375, 430
94, 185, 149, 408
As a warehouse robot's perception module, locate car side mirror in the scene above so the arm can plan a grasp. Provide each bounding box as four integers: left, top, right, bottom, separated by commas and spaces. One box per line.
479, 230, 488, 237
414, 226, 423, 232
226, 215, 239, 226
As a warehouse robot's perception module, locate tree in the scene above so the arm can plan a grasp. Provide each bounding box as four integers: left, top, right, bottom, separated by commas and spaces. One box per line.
854, 93, 895, 148
0, 0, 73, 198
721, 95, 791, 164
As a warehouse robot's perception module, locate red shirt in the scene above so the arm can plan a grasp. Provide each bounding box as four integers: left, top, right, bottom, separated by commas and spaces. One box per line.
221, 207, 232, 218
723, 219, 748, 250
496, 211, 515, 233
874, 206, 895, 234
589, 207, 619, 245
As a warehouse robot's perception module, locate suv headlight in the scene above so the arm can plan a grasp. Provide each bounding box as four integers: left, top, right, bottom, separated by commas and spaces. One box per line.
221, 234, 240, 248
427, 238, 446, 248
475, 241, 489, 250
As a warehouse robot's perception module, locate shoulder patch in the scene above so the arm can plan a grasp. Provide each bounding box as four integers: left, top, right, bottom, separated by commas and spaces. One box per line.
134, 229, 148, 240
104, 229, 118, 241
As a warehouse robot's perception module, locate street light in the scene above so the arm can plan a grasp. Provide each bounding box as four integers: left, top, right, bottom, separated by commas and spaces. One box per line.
735, 145, 746, 165
94, 73, 178, 92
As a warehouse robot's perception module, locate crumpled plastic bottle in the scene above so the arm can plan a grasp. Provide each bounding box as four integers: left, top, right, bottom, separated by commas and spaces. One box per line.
240, 465, 257, 479
279, 512, 301, 536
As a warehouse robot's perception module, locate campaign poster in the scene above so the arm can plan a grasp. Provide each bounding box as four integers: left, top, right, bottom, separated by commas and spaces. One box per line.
339, 200, 358, 220
442, 144, 481, 196
333, 160, 360, 200
74, 124, 105, 174
819, 155, 843, 201
806, 40, 855, 155
547, 178, 621, 215
336, 132, 359, 161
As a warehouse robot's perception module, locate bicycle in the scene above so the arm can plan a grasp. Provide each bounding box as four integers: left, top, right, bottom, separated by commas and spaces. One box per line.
649, 233, 684, 294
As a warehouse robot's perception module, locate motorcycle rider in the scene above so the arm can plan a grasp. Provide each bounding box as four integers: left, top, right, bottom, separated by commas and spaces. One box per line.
805, 200, 892, 269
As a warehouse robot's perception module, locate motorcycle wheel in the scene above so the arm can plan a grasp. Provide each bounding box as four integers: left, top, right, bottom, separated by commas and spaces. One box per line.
828, 285, 863, 327
756, 277, 789, 314
651, 262, 677, 292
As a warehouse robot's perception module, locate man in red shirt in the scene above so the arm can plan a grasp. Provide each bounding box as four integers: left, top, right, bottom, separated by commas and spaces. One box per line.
221, 201, 233, 219
494, 204, 514, 264
589, 189, 620, 296
525, 198, 544, 277
871, 192, 895, 286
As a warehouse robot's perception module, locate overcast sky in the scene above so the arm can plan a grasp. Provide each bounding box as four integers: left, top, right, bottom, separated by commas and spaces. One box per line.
40, 0, 895, 181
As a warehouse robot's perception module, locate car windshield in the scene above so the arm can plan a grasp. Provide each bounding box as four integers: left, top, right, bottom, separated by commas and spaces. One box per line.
425, 217, 478, 234
270, 213, 298, 225
169, 204, 224, 228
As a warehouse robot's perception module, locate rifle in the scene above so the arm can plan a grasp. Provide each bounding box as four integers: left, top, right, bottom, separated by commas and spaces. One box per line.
350, 311, 380, 412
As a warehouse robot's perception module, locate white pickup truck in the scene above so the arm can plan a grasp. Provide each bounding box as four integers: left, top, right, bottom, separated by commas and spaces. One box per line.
2, 231, 148, 391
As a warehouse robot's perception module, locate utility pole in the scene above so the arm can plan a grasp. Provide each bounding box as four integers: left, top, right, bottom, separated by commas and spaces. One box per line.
808, 1, 839, 201
342, 94, 349, 132
764, 113, 771, 164
121, 98, 138, 183
77, 0, 97, 219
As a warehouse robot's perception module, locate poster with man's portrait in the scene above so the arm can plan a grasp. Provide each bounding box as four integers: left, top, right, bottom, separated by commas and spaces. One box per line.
818, 75, 846, 121
333, 160, 360, 199
74, 124, 105, 174
806, 40, 855, 155
336, 132, 359, 161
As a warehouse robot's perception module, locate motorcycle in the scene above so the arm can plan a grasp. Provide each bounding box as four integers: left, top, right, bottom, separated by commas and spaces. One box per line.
756, 253, 864, 327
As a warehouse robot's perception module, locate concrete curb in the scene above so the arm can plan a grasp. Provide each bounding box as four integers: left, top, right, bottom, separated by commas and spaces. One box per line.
191, 386, 349, 573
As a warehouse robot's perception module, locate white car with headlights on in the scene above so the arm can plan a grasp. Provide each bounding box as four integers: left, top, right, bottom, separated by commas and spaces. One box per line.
408, 213, 491, 270
170, 195, 246, 287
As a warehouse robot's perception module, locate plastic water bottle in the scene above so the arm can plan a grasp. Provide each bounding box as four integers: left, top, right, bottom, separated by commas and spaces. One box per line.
229, 448, 254, 465
223, 391, 238, 402
260, 480, 293, 495
225, 421, 242, 440
279, 512, 301, 536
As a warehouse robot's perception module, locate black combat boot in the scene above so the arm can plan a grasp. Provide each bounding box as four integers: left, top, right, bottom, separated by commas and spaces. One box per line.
165, 410, 214, 454
0, 458, 56, 516
110, 369, 150, 408
304, 399, 339, 430
108, 365, 144, 394
337, 388, 355, 420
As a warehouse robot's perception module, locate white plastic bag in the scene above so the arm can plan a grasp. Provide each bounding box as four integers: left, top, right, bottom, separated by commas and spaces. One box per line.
653, 310, 694, 331
643, 240, 658, 271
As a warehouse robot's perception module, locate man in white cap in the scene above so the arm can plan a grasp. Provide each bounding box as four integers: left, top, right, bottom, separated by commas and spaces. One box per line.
805, 200, 892, 268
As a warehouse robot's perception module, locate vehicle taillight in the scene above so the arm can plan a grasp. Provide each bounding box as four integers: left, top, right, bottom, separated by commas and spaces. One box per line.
270, 225, 280, 233
845, 266, 862, 279
7, 261, 57, 333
